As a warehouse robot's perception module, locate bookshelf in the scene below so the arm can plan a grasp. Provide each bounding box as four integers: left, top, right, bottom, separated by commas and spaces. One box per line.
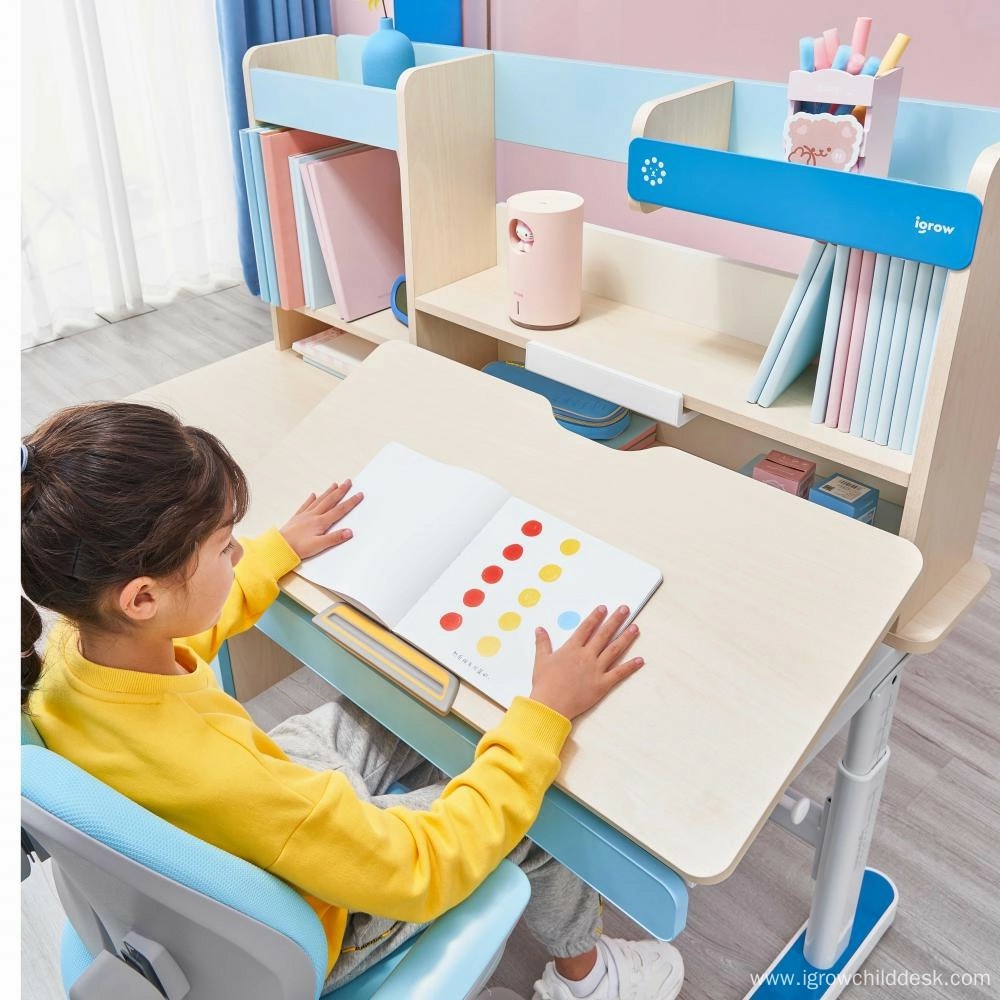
243, 35, 1000, 654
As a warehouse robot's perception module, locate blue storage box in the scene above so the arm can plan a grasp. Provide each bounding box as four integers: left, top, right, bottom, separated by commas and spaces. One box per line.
808, 474, 879, 523
481, 362, 631, 440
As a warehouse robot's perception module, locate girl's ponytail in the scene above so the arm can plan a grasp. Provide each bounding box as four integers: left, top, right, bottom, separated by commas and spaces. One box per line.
21, 596, 43, 708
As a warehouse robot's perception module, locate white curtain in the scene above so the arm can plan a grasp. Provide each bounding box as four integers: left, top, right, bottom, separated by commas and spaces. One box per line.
21, 0, 242, 349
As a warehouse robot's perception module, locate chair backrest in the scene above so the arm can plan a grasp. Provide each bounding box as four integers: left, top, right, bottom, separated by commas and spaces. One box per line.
21, 741, 329, 1000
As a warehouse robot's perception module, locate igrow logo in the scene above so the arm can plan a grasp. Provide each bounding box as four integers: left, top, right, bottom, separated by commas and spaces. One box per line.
914, 215, 956, 236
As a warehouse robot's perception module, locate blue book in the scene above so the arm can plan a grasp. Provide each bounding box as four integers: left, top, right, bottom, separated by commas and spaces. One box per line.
862, 257, 906, 440
239, 129, 269, 303
758, 243, 836, 407
902, 267, 948, 454
810, 244, 850, 423
748, 240, 826, 404
250, 127, 281, 306
288, 145, 361, 309
849, 254, 891, 436
874, 261, 928, 445
887, 262, 935, 449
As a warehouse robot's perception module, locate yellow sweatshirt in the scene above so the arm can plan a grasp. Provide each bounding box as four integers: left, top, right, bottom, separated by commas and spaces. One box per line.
30, 528, 572, 977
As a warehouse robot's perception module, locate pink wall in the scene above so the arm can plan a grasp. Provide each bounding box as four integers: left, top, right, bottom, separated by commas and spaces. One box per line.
333, 2, 1000, 272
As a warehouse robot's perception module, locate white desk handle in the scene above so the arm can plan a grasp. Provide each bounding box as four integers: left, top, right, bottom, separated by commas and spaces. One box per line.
525, 341, 699, 428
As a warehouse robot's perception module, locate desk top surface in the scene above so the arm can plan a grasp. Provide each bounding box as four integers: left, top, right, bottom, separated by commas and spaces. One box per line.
132, 341, 922, 883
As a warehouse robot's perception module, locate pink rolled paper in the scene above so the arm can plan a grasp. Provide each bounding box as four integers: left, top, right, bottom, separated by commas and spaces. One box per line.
823, 28, 840, 66
837, 251, 877, 430
825, 248, 864, 426
814, 36, 832, 70
851, 16, 873, 57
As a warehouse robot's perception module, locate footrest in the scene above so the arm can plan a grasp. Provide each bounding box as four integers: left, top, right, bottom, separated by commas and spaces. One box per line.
744, 868, 897, 999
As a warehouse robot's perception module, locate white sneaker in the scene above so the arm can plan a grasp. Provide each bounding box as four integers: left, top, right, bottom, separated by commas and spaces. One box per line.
532, 937, 684, 1000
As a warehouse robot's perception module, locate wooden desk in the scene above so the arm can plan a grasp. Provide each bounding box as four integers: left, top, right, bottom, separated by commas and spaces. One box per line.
136, 341, 920, 881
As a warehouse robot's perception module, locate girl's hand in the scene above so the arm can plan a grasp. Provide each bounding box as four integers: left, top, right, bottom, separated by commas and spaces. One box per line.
528, 605, 643, 721
280, 480, 364, 559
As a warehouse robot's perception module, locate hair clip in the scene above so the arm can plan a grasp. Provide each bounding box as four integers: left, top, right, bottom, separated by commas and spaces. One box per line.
21, 443, 29, 473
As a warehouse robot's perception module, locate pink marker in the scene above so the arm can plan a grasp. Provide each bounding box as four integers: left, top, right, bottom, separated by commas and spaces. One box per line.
813, 36, 832, 70
823, 28, 840, 66
851, 17, 873, 57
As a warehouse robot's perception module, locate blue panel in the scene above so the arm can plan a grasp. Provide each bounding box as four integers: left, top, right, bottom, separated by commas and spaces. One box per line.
256, 593, 688, 941
494, 52, 712, 162
335, 34, 482, 84
251, 68, 398, 148
746, 869, 896, 997
628, 139, 982, 268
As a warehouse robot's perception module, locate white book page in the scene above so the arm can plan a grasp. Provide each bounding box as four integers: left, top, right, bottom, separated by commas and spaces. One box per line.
296, 443, 509, 627
397, 497, 663, 707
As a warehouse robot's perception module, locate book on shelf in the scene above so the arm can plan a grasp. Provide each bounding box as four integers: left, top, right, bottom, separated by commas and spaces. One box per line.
756, 242, 836, 408
296, 442, 663, 707
901, 266, 948, 454
289, 144, 363, 310
260, 129, 352, 310
302, 146, 405, 322
824, 248, 863, 426
247, 126, 283, 306
811, 244, 851, 422
602, 413, 658, 450
291, 327, 376, 378
747, 240, 826, 405
870, 259, 921, 444
848, 253, 891, 435
239, 129, 269, 303
837, 250, 878, 430
861, 256, 906, 440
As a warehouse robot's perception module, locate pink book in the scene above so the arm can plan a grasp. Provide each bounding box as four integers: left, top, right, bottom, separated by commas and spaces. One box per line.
260, 129, 349, 310
302, 148, 405, 322
824, 249, 863, 427
837, 251, 877, 431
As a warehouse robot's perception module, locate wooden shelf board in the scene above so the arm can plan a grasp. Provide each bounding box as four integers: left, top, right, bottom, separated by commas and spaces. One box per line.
298, 305, 409, 345
417, 266, 913, 487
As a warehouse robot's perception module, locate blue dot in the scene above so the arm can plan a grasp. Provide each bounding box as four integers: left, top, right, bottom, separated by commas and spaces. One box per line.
557, 611, 581, 630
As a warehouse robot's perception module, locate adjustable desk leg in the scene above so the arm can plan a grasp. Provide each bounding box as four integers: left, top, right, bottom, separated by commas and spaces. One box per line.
745, 650, 907, 999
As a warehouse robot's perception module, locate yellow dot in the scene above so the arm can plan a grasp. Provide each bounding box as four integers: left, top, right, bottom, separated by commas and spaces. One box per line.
538, 564, 562, 583
498, 612, 522, 631
518, 588, 541, 608
560, 538, 581, 556
477, 635, 501, 657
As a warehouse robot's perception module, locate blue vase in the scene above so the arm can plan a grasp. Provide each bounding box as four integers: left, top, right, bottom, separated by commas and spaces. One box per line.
362, 17, 415, 90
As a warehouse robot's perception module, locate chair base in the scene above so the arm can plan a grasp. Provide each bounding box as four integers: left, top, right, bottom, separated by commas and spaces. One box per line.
743, 869, 897, 1000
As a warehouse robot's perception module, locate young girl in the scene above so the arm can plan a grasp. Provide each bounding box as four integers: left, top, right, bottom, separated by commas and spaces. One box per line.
21, 401, 683, 1000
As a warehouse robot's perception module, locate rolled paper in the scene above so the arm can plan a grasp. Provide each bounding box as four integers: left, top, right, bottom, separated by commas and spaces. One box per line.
833, 44, 852, 70
851, 16, 873, 57
799, 36, 815, 72
814, 36, 832, 69
879, 32, 911, 73
823, 28, 840, 65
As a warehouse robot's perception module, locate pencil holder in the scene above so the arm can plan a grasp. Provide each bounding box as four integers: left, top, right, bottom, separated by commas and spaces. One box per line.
783, 68, 902, 177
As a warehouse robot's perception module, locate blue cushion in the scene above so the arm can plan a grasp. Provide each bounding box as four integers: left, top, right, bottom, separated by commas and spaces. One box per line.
22, 746, 329, 997
60, 921, 92, 991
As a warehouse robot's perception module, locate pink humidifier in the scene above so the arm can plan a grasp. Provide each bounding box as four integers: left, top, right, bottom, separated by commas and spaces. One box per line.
507, 190, 584, 330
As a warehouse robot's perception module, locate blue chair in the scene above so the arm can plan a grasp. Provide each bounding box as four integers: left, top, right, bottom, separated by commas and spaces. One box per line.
21, 716, 530, 999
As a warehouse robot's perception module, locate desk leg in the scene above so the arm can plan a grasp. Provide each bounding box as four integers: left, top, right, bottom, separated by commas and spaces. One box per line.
745, 650, 907, 999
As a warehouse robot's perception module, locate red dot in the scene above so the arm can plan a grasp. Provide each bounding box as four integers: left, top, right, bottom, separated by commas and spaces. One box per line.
482, 565, 503, 584
440, 612, 463, 631
503, 544, 524, 561
522, 520, 543, 537
463, 589, 485, 607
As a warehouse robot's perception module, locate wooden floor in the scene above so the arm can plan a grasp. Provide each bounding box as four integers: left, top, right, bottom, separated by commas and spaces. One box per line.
20, 287, 1000, 999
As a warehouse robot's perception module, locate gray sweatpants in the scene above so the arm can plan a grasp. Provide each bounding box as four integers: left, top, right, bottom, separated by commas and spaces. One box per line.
267, 697, 603, 994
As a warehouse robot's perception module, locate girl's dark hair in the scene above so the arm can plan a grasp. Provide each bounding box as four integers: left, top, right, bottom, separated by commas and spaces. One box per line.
21, 402, 249, 708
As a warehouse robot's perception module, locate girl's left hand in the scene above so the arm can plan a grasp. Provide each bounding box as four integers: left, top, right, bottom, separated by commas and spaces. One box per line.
280, 480, 364, 559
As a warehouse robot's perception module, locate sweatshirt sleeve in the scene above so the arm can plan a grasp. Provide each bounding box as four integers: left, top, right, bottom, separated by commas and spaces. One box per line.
182, 528, 301, 662
268, 697, 572, 922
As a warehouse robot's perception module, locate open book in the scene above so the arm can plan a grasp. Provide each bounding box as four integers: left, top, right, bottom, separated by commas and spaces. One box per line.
297, 443, 663, 707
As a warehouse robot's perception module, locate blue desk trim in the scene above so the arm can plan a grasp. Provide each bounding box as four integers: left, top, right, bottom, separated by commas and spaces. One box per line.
256, 593, 689, 941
